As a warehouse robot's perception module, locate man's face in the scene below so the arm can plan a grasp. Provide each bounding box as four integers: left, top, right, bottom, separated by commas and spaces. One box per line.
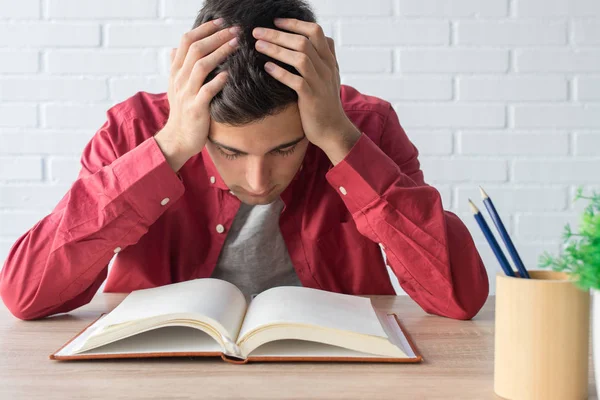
206, 103, 309, 205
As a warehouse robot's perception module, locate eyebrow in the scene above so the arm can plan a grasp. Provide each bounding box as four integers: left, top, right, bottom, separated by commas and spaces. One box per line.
208, 136, 305, 155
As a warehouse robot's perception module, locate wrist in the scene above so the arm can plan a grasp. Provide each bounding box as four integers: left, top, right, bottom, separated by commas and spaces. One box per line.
320, 125, 361, 166
154, 128, 195, 172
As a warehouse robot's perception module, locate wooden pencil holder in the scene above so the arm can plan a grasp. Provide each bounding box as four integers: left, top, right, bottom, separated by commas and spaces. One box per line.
494, 270, 590, 400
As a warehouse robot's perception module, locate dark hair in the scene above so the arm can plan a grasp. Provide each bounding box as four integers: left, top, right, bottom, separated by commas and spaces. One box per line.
192, 0, 316, 126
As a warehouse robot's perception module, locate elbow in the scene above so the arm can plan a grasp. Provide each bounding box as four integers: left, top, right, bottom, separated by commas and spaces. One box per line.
0, 279, 46, 321
445, 263, 490, 321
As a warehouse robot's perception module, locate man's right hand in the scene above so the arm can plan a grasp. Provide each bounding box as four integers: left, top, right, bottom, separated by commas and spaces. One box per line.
154, 18, 240, 172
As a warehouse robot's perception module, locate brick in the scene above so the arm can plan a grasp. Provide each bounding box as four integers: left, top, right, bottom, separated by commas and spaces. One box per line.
0, 0, 40, 18
398, 0, 508, 17
575, 77, 600, 101
47, 0, 158, 18
393, 104, 506, 128
457, 21, 566, 45
0, 23, 99, 47
0, 50, 39, 73
313, 0, 392, 16
513, 160, 600, 183
0, 105, 37, 128
0, 157, 43, 181
458, 77, 567, 101
109, 77, 167, 102
420, 158, 507, 182
106, 23, 189, 47
0, 185, 69, 208
49, 157, 80, 183
516, 213, 580, 241
0, 77, 107, 101
513, 105, 600, 128
0, 131, 92, 155
337, 49, 392, 73
408, 130, 453, 155
574, 132, 600, 156
162, 0, 203, 18
342, 76, 452, 101
46, 50, 158, 74
573, 20, 600, 45
42, 104, 109, 129
516, 50, 600, 73
516, 0, 600, 17
341, 20, 449, 46
459, 132, 569, 155
399, 49, 509, 73
455, 186, 568, 212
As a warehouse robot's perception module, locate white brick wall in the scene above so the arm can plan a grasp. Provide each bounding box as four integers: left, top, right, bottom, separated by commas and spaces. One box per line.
0, 0, 599, 296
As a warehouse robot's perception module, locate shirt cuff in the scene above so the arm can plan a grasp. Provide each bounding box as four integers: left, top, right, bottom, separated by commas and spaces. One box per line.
111, 136, 185, 224
325, 132, 413, 214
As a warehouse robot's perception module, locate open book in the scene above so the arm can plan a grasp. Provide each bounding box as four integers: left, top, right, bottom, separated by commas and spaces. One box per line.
50, 278, 422, 364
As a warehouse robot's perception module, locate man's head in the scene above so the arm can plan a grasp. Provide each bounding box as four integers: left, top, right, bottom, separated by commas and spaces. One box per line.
192, 0, 317, 205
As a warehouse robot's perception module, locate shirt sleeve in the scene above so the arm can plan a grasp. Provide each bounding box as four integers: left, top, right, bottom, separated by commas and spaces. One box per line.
325, 104, 489, 320
0, 109, 185, 320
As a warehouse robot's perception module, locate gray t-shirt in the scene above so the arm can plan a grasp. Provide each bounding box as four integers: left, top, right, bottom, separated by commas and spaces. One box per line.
211, 197, 302, 300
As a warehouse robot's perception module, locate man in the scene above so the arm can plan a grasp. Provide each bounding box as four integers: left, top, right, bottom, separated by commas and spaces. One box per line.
0, 0, 488, 321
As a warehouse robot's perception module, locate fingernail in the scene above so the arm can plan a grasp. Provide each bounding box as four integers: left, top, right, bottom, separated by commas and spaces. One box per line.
274, 18, 284, 25
265, 62, 275, 72
229, 26, 240, 34
254, 28, 266, 37
228, 37, 239, 47
213, 18, 224, 26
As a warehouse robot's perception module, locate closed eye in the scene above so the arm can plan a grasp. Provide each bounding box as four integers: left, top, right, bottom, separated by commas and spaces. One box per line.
272, 145, 297, 157
216, 144, 298, 160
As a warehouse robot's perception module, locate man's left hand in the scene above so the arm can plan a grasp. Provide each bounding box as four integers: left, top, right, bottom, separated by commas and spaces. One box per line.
252, 18, 361, 165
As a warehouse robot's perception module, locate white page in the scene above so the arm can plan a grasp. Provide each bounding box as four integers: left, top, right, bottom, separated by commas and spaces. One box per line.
56, 326, 222, 357
92, 278, 247, 340
238, 286, 388, 342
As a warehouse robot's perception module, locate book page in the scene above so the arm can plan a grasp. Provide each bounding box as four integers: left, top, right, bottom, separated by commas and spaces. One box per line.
92, 278, 247, 340
237, 286, 388, 342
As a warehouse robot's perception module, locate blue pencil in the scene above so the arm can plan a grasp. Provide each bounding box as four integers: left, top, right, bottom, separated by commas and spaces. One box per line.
479, 187, 530, 279
468, 199, 515, 277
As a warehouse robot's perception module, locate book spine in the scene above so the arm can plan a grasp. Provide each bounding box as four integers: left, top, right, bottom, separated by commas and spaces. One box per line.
220, 333, 244, 359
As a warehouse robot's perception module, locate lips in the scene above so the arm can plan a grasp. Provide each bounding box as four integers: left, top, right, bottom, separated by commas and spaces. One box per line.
244, 187, 275, 197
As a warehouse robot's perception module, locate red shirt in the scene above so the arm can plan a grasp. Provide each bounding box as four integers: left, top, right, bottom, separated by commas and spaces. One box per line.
0, 85, 488, 321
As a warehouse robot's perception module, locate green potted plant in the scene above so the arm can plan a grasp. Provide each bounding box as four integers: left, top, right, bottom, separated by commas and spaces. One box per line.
538, 186, 600, 390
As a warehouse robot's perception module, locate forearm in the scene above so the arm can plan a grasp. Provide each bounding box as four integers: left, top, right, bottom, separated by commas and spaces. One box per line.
326, 133, 488, 319
0, 137, 185, 320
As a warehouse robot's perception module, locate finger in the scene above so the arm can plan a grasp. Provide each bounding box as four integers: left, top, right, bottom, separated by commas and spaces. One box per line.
325, 37, 339, 70
273, 18, 333, 64
170, 48, 177, 64
172, 18, 227, 71
196, 71, 229, 107
264, 61, 311, 96
255, 40, 320, 87
187, 38, 239, 95
252, 27, 327, 75
179, 27, 239, 88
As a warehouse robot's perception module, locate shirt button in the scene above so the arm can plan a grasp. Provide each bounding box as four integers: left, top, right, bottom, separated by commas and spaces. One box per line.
114, 247, 122, 253
339, 186, 347, 195
216, 224, 225, 234
210, 176, 216, 184
229, 190, 235, 195
161, 198, 170, 206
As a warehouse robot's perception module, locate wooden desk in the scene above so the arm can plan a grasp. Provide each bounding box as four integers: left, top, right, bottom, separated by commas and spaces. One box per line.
0, 295, 596, 399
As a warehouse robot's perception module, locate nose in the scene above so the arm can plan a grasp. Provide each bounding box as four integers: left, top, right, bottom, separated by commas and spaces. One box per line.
245, 156, 270, 194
